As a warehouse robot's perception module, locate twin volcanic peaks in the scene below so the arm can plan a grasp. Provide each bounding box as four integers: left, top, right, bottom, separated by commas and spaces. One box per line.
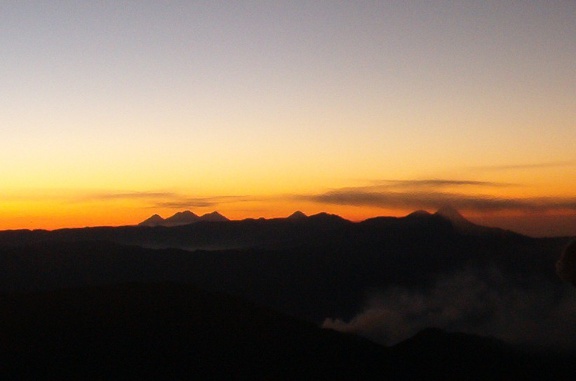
139, 210, 229, 227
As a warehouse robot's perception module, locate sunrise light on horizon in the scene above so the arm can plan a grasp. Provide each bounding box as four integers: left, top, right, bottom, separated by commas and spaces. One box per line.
2, 1, 575, 236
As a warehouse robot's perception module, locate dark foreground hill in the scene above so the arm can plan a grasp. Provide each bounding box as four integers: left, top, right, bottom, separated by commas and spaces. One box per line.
0, 210, 573, 350
390, 328, 576, 380
0, 282, 391, 380
1, 210, 575, 350
1, 282, 575, 380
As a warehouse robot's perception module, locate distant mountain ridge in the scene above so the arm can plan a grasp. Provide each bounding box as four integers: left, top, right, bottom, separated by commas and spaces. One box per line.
139, 207, 501, 232
139, 210, 228, 227
434, 206, 517, 237
0, 208, 527, 252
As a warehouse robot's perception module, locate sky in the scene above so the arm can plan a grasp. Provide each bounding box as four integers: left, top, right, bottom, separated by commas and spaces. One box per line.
1, 1, 575, 236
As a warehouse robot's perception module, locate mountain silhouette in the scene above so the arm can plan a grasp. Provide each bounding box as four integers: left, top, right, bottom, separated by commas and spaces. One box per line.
135, 208, 520, 240
435, 206, 520, 237
435, 205, 464, 221
287, 210, 308, 220
138, 210, 229, 227
164, 210, 200, 226
435, 206, 480, 232
199, 211, 229, 222
138, 213, 165, 227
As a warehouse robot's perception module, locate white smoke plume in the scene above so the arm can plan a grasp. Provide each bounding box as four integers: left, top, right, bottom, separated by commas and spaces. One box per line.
323, 268, 576, 350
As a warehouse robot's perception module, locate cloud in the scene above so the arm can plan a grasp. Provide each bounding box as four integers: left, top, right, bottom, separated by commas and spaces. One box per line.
87, 191, 178, 201
303, 189, 523, 211
79, 191, 254, 209
297, 180, 576, 214
322, 268, 576, 349
153, 195, 251, 209
372, 179, 512, 189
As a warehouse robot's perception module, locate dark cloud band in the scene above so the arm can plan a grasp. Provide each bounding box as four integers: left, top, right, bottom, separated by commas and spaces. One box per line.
298, 182, 576, 213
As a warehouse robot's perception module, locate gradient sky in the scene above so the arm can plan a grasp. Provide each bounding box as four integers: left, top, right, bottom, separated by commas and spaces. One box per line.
2, 1, 575, 236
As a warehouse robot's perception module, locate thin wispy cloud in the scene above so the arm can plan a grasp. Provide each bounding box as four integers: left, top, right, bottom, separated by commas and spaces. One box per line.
300, 190, 525, 212
153, 195, 252, 209
87, 191, 178, 201
78, 192, 254, 209
4, 189, 257, 210
372, 179, 513, 189
93, 192, 255, 209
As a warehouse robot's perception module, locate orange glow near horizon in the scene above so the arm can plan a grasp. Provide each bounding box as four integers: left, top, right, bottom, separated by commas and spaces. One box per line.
2, 157, 576, 235
2, 191, 576, 238
1, 2, 575, 237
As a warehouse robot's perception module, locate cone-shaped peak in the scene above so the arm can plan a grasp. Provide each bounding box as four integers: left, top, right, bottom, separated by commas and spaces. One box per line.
434, 206, 483, 233
172, 210, 198, 217
287, 211, 308, 220
199, 211, 229, 222
406, 210, 432, 218
138, 214, 165, 227
435, 206, 469, 224
165, 210, 200, 226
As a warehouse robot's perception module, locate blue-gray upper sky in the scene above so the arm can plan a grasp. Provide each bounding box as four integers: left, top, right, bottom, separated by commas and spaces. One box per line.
1, 1, 575, 234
